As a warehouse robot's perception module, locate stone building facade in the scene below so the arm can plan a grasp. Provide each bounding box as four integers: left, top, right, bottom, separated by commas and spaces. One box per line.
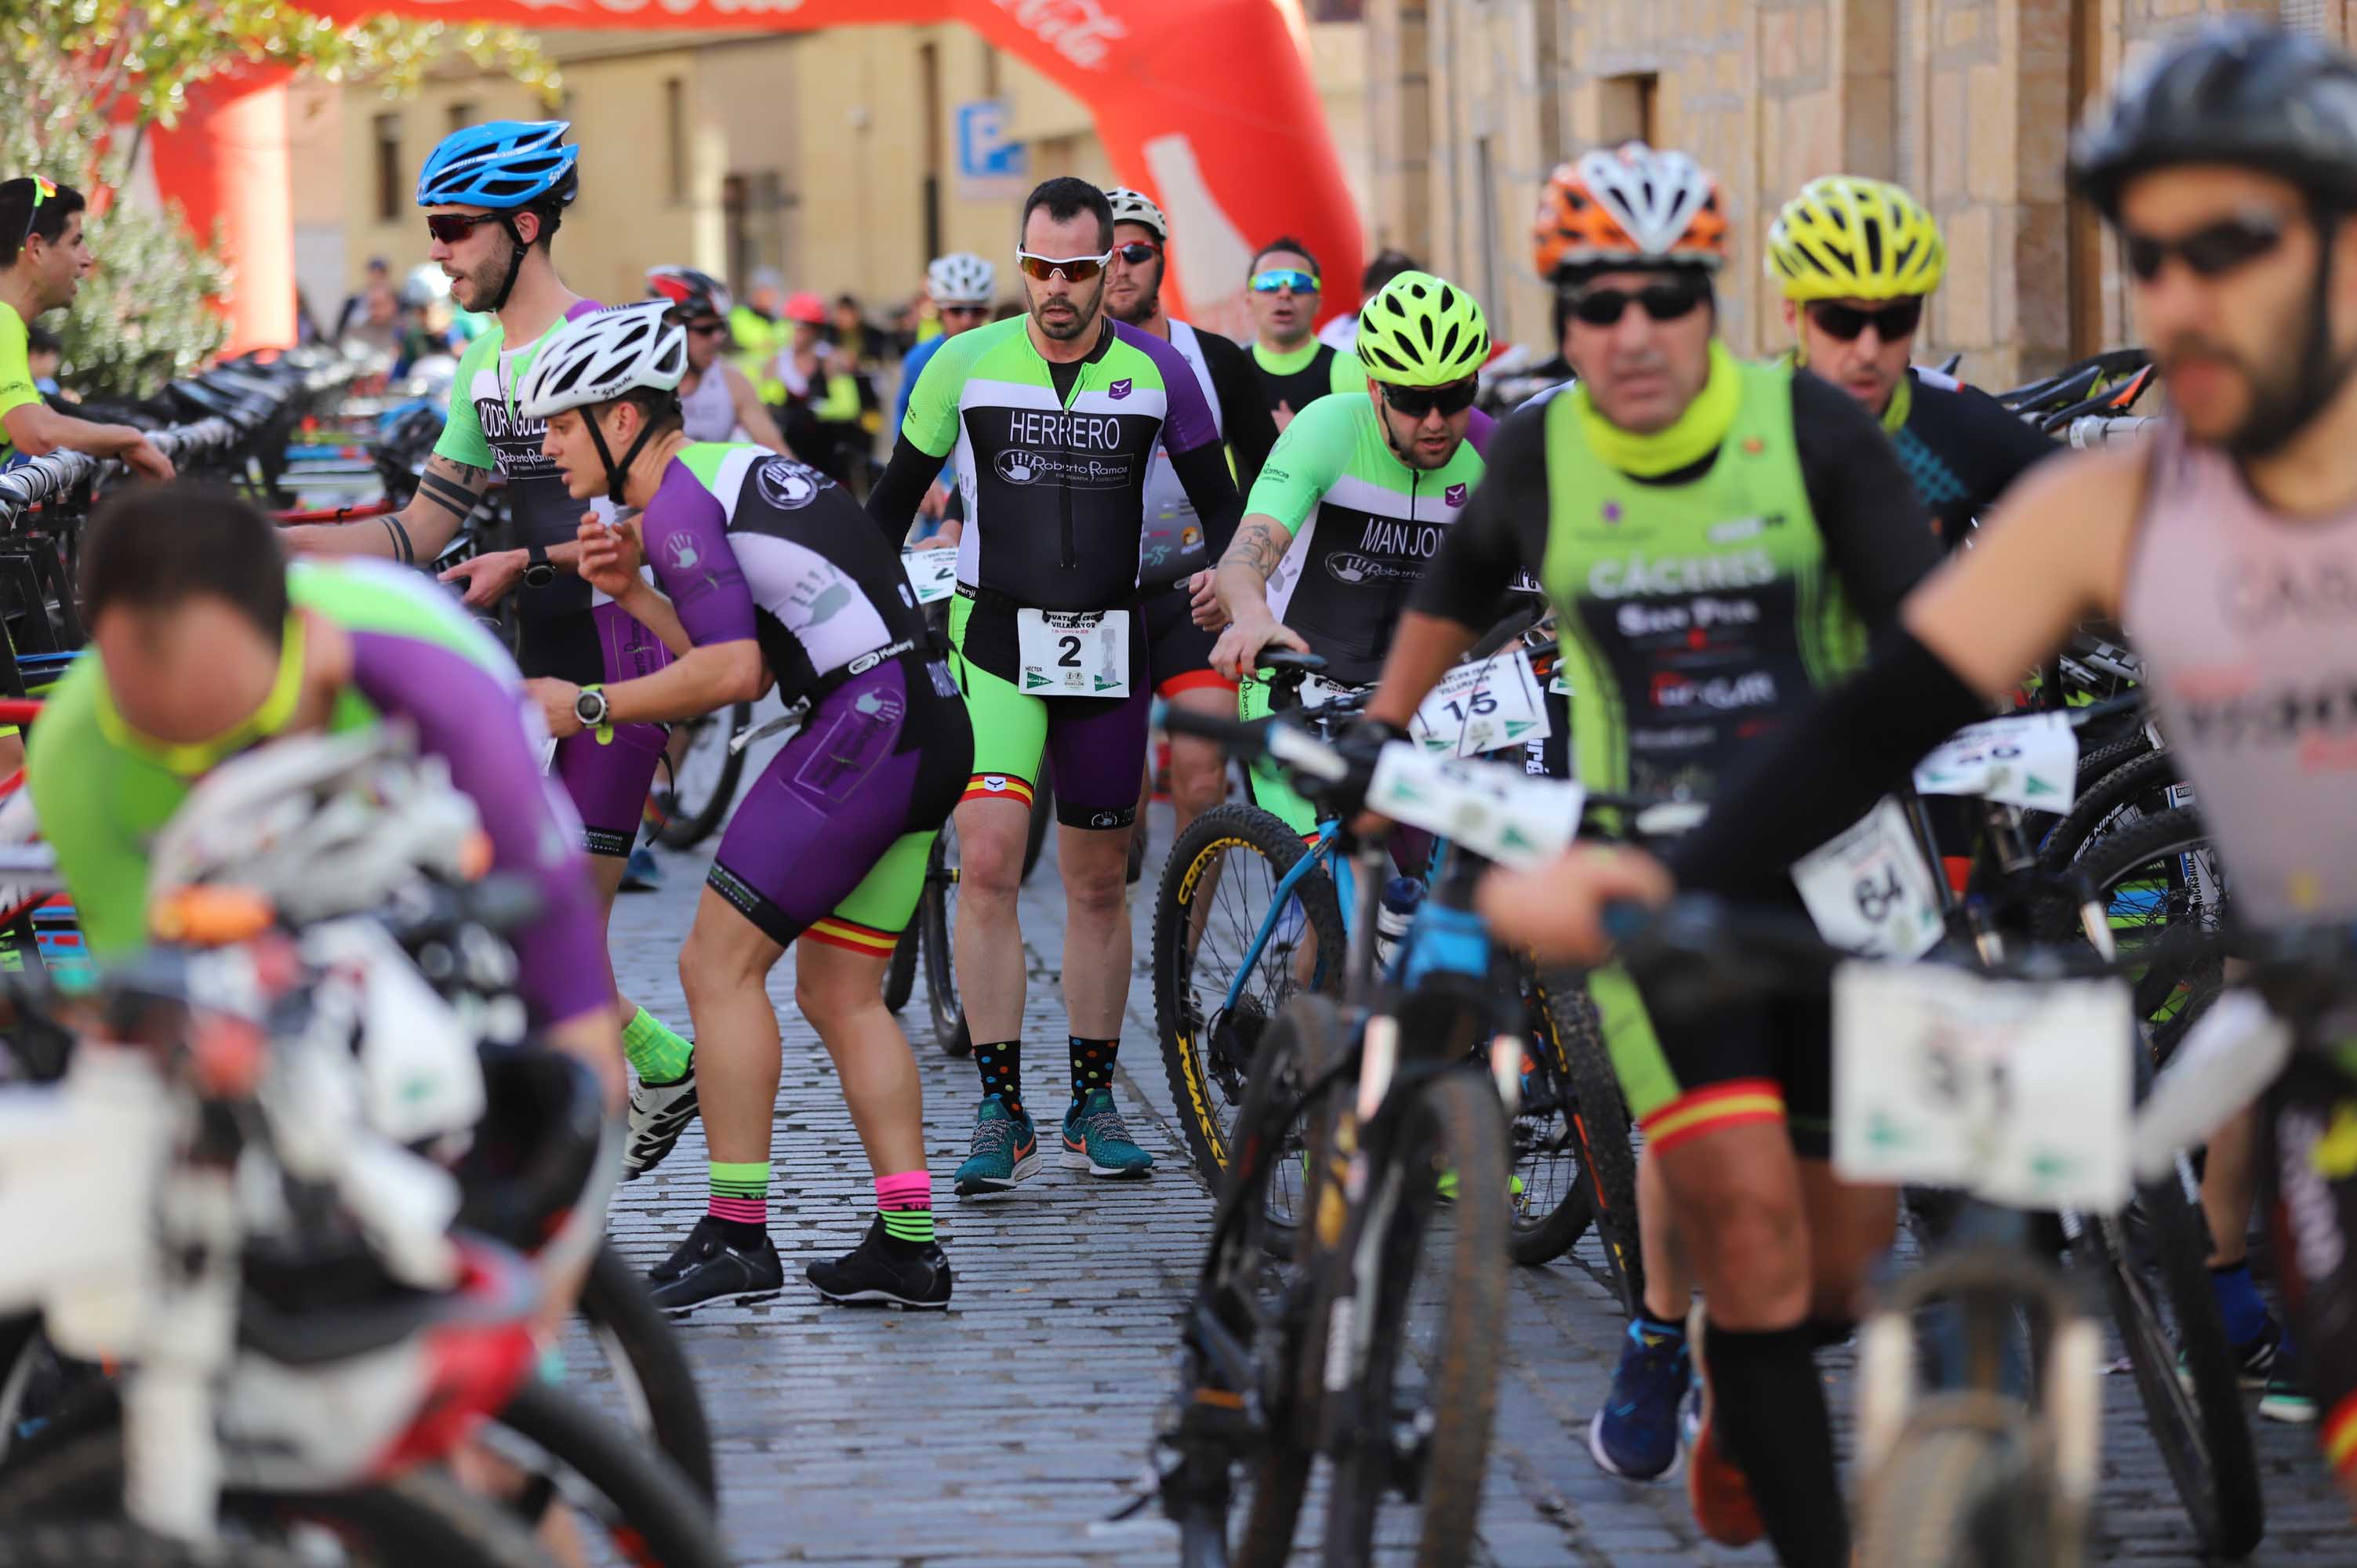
1366, 0, 2338, 385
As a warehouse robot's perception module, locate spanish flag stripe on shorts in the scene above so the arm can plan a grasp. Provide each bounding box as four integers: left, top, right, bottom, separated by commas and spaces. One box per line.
807, 915, 900, 957
1640, 1078, 1788, 1156
961, 772, 1034, 809
2325, 1392, 2357, 1479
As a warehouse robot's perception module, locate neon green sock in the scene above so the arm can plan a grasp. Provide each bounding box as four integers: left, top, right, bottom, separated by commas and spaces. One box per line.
623, 1007, 694, 1084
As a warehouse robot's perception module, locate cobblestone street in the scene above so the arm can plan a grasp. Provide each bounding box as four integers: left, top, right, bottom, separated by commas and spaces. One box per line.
591, 717, 2351, 1565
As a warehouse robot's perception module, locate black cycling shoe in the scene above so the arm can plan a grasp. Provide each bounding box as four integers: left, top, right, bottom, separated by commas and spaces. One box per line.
805, 1215, 953, 1310
648, 1217, 784, 1314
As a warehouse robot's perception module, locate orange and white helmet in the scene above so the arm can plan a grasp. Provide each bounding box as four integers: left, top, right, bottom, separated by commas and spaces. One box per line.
1532, 142, 1730, 282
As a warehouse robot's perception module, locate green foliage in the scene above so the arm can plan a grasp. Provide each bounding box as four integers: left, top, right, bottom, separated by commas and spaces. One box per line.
1, 6, 559, 398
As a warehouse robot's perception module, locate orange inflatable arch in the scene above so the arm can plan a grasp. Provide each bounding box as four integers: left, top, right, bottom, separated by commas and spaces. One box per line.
155, 0, 1364, 353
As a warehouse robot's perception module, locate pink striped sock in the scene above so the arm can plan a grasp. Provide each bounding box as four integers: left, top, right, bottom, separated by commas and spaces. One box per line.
876, 1170, 932, 1210
707, 1196, 765, 1225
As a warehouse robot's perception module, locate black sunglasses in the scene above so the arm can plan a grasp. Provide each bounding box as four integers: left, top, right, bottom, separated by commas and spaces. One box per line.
2121, 215, 2285, 283
426, 212, 503, 246
1113, 241, 1162, 266
687, 320, 727, 337
941, 303, 990, 318
1807, 298, 1923, 343
1568, 280, 1710, 328
1381, 379, 1480, 419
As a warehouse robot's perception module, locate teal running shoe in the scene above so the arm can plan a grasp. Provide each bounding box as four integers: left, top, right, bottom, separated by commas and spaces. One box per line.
954, 1096, 1040, 1196
1061, 1088, 1153, 1179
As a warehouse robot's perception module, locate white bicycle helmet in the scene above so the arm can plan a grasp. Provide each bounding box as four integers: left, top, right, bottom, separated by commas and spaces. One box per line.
147, 728, 488, 930
926, 252, 997, 306
1532, 141, 1729, 282
515, 299, 688, 501
1104, 187, 1168, 239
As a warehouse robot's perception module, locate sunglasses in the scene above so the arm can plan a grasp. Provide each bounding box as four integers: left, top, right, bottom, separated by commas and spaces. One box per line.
1380, 379, 1480, 419
2122, 215, 2285, 282
687, 320, 727, 337
1567, 280, 1710, 327
1251, 268, 1320, 295
1016, 250, 1112, 282
1807, 298, 1924, 343
426, 211, 504, 246
940, 303, 990, 318
20, 175, 55, 250
1113, 241, 1163, 267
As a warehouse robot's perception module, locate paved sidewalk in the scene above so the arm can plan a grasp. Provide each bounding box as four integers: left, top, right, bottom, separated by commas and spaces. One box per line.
590, 746, 2350, 1566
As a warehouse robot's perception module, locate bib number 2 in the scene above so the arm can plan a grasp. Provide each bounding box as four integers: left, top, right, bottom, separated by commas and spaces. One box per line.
1017, 608, 1131, 699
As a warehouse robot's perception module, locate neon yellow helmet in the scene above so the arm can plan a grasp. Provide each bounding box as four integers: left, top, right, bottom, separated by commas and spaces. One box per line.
1766, 176, 1947, 302
1355, 270, 1490, 387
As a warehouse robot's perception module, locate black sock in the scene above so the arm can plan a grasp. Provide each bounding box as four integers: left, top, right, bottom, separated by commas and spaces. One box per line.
975, 1040, 1024, 1118
1702, 1320, 1849, 1566
1069, 1035, 1117, 1110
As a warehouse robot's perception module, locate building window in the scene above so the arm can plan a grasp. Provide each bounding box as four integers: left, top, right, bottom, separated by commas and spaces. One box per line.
666, 78, 688, 205
374, 113, 403, 222
447, 101, 478, 132
1305, 0, 1363, 16
1599, 71, 1660, 148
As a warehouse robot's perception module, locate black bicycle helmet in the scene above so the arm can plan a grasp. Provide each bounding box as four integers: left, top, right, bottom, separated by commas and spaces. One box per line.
2069, 20, 2357, 216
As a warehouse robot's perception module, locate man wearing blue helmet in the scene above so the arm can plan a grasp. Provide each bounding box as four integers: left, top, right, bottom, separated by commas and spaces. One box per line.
283, 121, 702, 1160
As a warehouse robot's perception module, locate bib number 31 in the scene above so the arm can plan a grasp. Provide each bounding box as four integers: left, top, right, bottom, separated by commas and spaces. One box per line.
1017, 608, 1131, 699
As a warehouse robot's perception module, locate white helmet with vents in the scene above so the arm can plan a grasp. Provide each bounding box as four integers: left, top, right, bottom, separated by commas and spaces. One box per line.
516, 299, 688, 421
1103, 187, 1168, 239
926, 252, 997, 306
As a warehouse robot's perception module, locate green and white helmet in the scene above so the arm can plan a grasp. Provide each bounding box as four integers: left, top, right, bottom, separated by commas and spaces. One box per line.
1354, 270, 1490, 387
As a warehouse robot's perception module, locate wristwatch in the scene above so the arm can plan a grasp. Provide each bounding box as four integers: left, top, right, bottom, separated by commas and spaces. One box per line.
573, 687, 610, 730
523, 542, 555, 589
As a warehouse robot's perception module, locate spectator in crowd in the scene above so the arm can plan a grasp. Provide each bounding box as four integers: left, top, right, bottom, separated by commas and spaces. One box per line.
776, 291, 863, 482
831, 292, 877, 366
332, 255, 402, 361
26, 325, 66, 399
731, 266, 792, 414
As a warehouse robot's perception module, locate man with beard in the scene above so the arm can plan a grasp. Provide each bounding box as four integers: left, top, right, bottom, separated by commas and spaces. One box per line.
866, 178, 1244, 1200
279, 122, 699, 1181
1098, 187, 1280, 854
1482, 23, 2357, 1520
1344, 141, 1941, 1566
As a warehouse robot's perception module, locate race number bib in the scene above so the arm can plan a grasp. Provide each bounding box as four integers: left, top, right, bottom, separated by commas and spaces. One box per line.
1912, 711, 2079, 811
1409, 649, 1551, 758
902, 549, 961, 605
1792, 797, 1945, 959
1833, 962, 2133, 1210
1016, 608, 1131, 699
1366, 746, 1582, 870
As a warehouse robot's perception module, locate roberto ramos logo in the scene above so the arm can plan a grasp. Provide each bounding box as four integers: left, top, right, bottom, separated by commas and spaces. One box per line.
993, 448, 1128, 488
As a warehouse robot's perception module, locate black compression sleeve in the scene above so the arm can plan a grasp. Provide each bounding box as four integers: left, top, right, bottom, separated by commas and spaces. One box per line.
1664, 629, 1989, 898
864, 434, 944, 546
1200, 329, 1280, 495
1409, 397, 1553, 628
1171, 438, 1246, 564
1790, 371, 1942, 641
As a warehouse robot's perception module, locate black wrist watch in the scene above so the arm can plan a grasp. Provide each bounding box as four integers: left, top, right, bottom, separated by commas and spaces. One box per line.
573, 687, 610, 730
523, 543, 555, 589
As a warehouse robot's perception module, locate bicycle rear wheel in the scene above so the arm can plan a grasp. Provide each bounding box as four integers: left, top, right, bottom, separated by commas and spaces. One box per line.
920, 822, 971, 1056
652, 702, 752, 850
1509, 971, 1640, 1303
884, 924, 920, 1014
1152, 804, 1347, 1191
1311, 1069, 1510, 1568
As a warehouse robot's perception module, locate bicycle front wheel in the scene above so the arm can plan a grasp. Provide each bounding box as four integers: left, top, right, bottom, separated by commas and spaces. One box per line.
920, 822, 971, 1056
1854, 1407, 2048, 1568
1152, 804, 1347, 1192
1509, 971, 1640, 1301
571, 1242, 717, 1501
1311, 1069, 1510, 1568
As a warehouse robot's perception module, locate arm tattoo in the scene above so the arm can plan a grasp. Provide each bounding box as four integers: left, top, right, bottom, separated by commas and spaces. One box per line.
1220, 519, 1288, 582
414, 460, 485, 522
380, 513, 415, 565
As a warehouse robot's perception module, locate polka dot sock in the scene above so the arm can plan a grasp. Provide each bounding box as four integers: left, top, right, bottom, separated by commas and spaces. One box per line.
974, 1040, 1025, 1120
1069, 1035, 1118, 1112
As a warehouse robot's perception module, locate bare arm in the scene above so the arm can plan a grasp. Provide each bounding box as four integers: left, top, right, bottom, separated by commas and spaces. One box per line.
615, 577, 692, 659
724, 365, 793, 456
4, 403, 172, 479
282, 453, 489, 564
597, 641, 767, 727
1207, 515, 1308, 679
1901, 445, 2143, 699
